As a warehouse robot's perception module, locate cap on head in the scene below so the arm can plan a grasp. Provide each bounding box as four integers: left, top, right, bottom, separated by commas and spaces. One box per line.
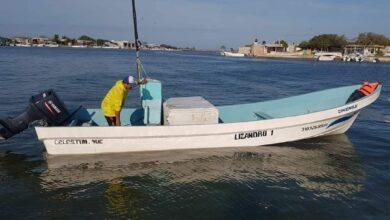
123, 76, 135, 85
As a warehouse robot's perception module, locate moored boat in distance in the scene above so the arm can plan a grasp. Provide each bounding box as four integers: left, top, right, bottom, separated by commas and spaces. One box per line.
343, 53, 380, 63
45, 44, 60, 48
315, 52, 343, 61
102, 46, 120, 49
221, 51, 245, 57
15, 44, 32, 47
71, 45, 88, 48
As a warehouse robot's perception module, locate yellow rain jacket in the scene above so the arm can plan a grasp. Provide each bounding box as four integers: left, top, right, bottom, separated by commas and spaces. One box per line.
101, 80, 129, 117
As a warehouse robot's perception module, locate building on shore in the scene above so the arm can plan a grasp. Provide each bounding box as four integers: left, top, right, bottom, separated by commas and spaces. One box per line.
111, 40, 135, 49
237, 39, 315, 59
9, 37, 59, 47
252, 44, 285, 56
287, 43, 301, 53
31, 37, 49, 45
102, 41, 119, 49
59, 37, 72, 46
236, 38, 390, 62
76, 39, 95, 47
238, 46, 251, 55
11, 37, 31, 45
238, 43, 286, 56
384, 47, 390, 57
344, 45, 385, 57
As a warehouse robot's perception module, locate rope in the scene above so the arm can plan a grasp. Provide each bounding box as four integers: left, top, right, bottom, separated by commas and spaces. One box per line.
140, 60, 149, 78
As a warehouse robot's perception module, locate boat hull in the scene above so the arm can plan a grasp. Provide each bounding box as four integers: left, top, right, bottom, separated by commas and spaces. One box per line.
36, 89, 380, 155
221, 51, 245, 57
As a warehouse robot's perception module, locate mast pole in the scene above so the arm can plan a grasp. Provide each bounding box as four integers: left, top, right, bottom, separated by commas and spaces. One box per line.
131, 0, 142, 81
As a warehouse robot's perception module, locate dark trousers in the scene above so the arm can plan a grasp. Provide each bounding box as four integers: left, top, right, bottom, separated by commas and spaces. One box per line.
105, 116, 116, 126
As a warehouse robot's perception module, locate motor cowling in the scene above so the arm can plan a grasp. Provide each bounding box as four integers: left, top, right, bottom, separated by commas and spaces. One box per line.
0, 90, 70, 139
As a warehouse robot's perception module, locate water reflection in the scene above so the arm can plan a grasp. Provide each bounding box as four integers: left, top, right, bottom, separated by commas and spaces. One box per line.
104, 180, 140, 219
0, 134, 366, 218
40, 135, 364, 198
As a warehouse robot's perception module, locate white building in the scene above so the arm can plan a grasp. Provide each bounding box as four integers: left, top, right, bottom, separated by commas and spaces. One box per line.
384, 46, 390, 57
287, 43, 301, 53
111, 40, 134, 49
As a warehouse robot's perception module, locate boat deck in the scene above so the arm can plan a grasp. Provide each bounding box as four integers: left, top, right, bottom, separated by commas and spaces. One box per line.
71, 85, 361, 126
218, 85, 359, 123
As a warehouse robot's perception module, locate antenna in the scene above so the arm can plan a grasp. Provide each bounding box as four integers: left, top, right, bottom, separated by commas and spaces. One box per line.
131, 0, 142, 81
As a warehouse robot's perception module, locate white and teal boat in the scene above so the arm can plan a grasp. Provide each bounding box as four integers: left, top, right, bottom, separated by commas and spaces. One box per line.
34, 83, 381, 155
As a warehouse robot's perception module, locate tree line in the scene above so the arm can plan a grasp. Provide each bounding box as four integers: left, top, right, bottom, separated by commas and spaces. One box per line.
51, 34, 110, 46
299, 32, 390, 51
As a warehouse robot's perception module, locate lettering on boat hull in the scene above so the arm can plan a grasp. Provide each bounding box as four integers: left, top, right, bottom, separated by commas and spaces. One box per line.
301, 123, 328, 132
338, 104, 357, 114
234, 130, 274, 140
54, 139, 103, 145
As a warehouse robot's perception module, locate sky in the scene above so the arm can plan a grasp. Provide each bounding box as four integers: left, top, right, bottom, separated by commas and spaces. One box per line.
0, 0, 389, 49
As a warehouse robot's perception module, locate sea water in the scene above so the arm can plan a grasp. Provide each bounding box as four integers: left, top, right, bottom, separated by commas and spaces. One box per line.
0, 47, 389, 219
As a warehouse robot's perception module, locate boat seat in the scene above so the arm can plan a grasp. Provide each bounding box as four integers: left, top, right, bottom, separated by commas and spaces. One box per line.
253, 111, 274, 120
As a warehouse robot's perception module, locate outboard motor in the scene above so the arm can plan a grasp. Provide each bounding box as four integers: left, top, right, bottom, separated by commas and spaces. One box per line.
0, 90, 70, 139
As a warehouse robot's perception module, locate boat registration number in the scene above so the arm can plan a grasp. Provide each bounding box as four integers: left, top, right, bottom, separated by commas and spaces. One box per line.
301, 123, 328, 132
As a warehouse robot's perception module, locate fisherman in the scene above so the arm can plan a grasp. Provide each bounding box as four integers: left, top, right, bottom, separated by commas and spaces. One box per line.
101, 76, 147, 126
346, 81, 380, 103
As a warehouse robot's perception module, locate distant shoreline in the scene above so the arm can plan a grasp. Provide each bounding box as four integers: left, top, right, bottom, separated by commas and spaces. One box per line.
0, 45, 217, 53
3, 46, 389, 63
1, 44, 192, 52
0, 35, 198, 52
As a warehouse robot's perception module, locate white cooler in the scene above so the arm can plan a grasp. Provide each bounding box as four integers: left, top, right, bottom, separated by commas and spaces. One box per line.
163, 96, 219, 125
